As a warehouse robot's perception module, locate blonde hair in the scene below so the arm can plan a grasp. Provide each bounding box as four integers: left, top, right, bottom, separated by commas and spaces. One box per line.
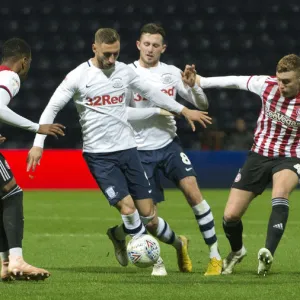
276, 54, 300, 75
95, 28, 120, 44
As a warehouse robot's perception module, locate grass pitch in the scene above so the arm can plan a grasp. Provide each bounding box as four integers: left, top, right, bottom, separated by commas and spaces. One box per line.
1, 189, 300, 299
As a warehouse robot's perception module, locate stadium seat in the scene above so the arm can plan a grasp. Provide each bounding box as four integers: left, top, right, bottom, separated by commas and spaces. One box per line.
0, 1, 296, 149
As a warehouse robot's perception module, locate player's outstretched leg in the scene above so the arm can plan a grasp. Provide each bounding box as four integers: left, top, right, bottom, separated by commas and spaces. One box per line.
257, 197, 289, 276
2, 182, 50, 280
191, 199, 222, 275
179, 176, 222, 275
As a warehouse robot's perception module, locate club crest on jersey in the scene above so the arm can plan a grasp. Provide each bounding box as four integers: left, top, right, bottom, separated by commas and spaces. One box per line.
105, 186, 118, 200
161, 73, 173, 84
11, 77, 20, 89
112, 78, 123, 88
234, 169, 241, 183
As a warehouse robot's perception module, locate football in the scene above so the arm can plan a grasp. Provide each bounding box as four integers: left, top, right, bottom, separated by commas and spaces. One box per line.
127, 234, 160, 268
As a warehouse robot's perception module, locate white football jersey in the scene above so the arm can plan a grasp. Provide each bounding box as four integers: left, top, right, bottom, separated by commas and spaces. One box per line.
0, 68, 20, 98
0, 66, 39, 132
128, 61, 207, 150
34, 60, 184, 153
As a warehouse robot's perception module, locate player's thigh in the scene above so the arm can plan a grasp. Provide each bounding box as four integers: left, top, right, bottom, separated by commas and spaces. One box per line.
138, 150, 164, 204
232, 151, 272, 196
83, 152, 130, 206
162, 138, 197, 186
0, 154, 15, 193
122, 148, 153, 201
272, 158, 300, 198
146, 169, 164, 204
224, 188, 256, 221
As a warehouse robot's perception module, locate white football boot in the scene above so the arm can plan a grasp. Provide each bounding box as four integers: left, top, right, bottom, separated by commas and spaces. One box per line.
257, 248, 273, 276
151, 256, 167, 276
222, 246, 247, 275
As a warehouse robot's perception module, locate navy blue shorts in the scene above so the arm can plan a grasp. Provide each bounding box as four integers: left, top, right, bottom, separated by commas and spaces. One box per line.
83, 148, 152, 206
138, 137, 197, 203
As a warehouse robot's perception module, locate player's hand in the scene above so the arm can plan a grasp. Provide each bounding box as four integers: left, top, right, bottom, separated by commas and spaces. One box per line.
37, 124, 65, 138
159, 109, 174, 116
182, 64, 197, 87
181, 108, 212, 131
0, 135, 6, 144
26, 146, 43, 172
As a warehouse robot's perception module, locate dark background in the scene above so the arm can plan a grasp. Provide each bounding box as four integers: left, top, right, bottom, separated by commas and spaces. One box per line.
0, 0, 298, 150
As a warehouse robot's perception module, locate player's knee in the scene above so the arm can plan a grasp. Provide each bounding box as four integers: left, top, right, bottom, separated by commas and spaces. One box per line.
145, 216, 159, 234
115, 201, 136, 215
2, 177, 17, 193
223, 211, 241, 222
140, 213, 156, 226
121, 207, 137, 215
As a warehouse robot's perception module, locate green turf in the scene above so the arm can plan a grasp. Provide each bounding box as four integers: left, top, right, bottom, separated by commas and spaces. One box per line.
1, 189, 300, 299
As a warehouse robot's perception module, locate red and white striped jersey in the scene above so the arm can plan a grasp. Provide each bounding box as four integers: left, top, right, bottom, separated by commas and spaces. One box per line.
201, 75, 300, 157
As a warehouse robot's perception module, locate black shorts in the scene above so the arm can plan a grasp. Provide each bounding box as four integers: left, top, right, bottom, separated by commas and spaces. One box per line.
0, 153, 13, 188
232, 151, 300, 195
83, 148, 152, 206
138, 137, 197, 203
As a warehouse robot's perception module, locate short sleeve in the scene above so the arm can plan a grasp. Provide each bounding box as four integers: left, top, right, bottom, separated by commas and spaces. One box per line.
246, 75, 269, 96
0, 70, 20, 98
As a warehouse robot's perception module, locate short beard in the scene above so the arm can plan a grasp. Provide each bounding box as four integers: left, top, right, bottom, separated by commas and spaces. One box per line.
97, 57, 114, 69
141, 56, 158, 68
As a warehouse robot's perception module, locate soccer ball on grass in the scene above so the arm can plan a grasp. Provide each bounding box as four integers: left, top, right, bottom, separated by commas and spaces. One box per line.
127, 234, 160, 268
